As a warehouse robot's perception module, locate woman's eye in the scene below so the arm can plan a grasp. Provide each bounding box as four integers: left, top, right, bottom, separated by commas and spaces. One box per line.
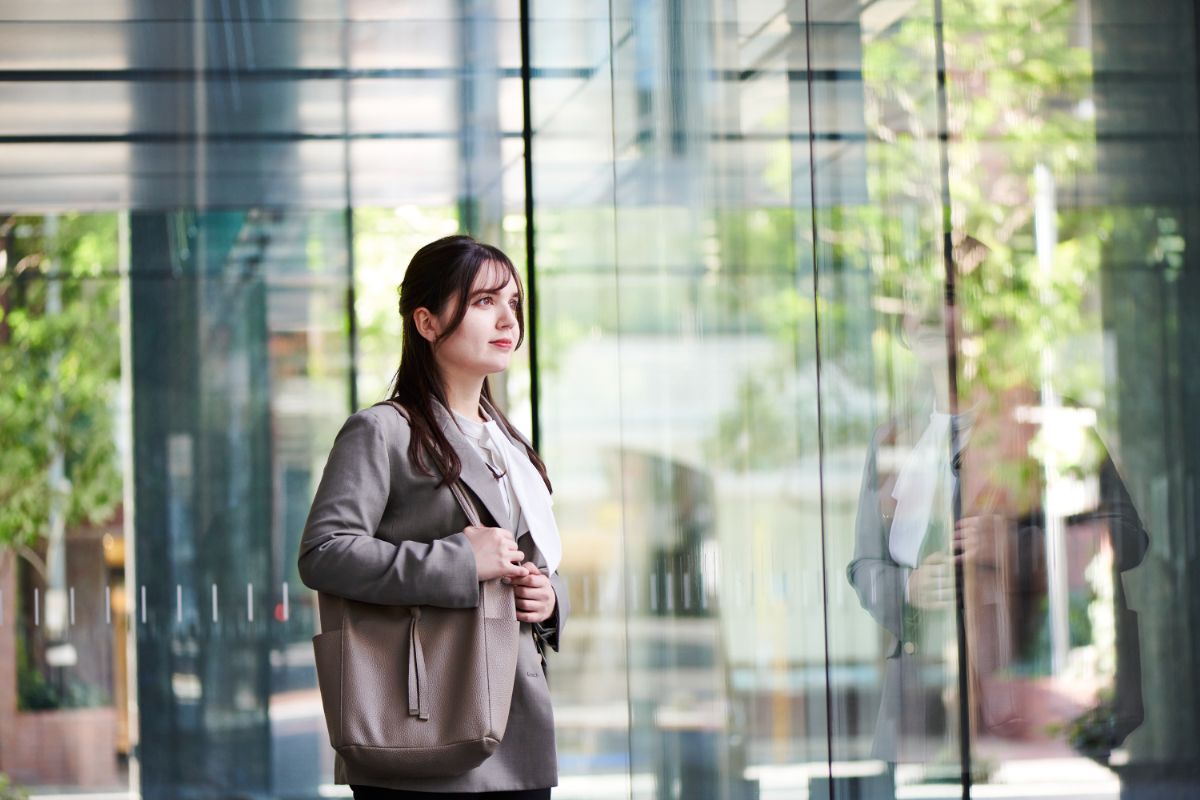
476, 296, 492, 306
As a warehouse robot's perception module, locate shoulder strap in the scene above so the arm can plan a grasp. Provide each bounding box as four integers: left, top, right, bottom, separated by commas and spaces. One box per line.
378, 399, 483, 528
379, 399, 511, 620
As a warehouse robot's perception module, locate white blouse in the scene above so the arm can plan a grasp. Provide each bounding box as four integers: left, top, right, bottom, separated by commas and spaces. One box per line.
452, 407, 563, 574
453, 410, 525, 536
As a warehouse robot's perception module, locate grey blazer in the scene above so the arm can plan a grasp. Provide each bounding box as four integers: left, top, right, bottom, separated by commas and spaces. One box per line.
297, 397, 568, 792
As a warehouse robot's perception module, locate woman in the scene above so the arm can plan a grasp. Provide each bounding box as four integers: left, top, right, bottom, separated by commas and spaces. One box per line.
297, 235, 568, 799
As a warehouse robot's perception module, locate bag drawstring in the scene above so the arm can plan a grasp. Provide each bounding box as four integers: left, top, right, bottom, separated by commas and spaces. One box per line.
408, 608, 429, 720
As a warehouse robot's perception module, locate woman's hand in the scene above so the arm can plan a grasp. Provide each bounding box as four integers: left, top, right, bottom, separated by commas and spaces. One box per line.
907, 551, 956, 610
908, 514, 1006, 610
463, 525, 528, 582
954, 514, 1004, 567
507, 562, 556, 624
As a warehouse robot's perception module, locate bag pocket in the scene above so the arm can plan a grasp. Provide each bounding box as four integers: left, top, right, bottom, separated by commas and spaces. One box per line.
312, 630, 343, 748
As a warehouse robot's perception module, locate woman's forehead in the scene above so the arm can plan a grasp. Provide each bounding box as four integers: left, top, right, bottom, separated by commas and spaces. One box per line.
473, 260, 517, 294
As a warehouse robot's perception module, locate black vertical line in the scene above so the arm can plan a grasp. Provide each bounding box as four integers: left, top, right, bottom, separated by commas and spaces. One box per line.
800, 2, 838, 796
458, 1, 477, 234
931, 0, 971, 795
519, 0, 540, 450
345, 206, 359, 412
340, 4, 358, 412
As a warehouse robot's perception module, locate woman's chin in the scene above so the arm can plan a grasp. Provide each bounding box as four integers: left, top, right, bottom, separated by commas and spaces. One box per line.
481, 357, 513, 375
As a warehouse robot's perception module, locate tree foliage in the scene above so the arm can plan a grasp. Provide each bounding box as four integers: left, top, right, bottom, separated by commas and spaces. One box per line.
864, 0, 1101, 402
0, 214, 122, 554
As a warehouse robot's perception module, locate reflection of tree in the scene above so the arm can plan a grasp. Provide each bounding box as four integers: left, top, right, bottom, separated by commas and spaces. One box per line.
865, 1, 1101, 396
0, 214, 121, 556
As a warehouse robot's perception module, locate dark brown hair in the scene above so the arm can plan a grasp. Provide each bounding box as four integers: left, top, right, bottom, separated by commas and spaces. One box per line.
385, 234, 551, 493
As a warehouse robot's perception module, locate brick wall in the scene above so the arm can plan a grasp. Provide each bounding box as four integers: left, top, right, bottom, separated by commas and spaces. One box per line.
4, 706, 122, 788
0, 555, 124, 789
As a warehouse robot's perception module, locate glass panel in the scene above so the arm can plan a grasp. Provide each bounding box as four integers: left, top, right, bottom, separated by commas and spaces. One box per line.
533, 0, 832, 797
1, 215, 130, 793
939, 0, 1200, 797
820, 0, 1200, 797
819, 2, 968, 796
0, 3, 527, 798
529, 1, 631, 798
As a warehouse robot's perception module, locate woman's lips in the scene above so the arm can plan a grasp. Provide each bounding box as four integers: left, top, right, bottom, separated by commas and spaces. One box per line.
490, 339, 513, 349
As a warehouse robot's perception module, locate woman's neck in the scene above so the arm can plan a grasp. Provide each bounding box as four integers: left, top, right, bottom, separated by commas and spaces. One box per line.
441, 372, 486, 422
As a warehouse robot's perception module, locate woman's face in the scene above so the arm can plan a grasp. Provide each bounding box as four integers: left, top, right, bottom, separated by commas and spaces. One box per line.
427, 261, 521, 379
901, 279, 955, 369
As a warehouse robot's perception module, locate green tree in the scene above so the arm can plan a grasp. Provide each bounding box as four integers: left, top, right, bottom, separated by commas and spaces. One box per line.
0, 214, 122, 560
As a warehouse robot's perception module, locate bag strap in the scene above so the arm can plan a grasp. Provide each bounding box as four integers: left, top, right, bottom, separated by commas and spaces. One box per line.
447, 480, 483, 528
379, 399, 483, 526
379, 400, 515, 622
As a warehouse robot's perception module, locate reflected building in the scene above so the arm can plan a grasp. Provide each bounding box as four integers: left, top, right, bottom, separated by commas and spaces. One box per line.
1, 1, 1199, 799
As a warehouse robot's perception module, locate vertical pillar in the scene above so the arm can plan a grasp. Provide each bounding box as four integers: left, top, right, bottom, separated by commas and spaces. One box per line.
1093, 1, 1200, 795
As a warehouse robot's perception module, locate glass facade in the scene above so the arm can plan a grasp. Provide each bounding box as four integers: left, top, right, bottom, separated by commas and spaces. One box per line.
1, 1, 1198, 799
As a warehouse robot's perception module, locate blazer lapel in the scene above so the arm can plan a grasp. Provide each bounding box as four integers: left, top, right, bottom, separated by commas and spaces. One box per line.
431, 400, 510, 529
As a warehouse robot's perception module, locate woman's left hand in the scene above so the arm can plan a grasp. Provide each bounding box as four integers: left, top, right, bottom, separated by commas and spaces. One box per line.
507, 562, 556, 623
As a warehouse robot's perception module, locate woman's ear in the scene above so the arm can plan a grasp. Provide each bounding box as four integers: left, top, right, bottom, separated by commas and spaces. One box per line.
413, 307, 441, 343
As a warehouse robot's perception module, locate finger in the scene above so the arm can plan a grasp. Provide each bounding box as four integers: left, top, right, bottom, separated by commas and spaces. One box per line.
501, 561, 528, 579
501, 568, 531, 585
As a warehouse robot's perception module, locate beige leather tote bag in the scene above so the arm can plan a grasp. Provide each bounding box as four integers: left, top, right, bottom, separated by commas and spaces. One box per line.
311, 461, 520, 778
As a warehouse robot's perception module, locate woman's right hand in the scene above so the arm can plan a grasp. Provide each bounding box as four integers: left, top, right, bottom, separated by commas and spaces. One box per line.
463, 525, 529, 582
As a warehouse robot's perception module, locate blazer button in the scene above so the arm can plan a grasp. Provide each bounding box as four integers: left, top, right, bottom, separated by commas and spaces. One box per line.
903, 641, 917, 655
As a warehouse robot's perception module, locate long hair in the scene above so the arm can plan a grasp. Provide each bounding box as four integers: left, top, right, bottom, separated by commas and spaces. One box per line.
386, 234, 552, 493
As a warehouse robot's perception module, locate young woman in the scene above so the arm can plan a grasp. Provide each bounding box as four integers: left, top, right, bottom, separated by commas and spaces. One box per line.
297, 235, 568, 799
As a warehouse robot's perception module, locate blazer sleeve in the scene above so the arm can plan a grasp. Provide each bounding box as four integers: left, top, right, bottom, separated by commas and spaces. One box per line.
1096, 445, 1150, 573
846, 434, 908, 642
296, 410, 481, 609
533, 572, 569, 652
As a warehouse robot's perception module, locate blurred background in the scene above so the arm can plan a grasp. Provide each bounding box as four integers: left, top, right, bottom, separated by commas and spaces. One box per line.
1, 0, 1198, 798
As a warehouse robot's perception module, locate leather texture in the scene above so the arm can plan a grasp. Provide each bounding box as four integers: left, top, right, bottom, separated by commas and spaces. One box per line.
311, 469, 521, 778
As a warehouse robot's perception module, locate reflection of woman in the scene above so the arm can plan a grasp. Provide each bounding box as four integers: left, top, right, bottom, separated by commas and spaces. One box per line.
844, 279, 964, 764
848, 279, 1149, 766
847, 408, 963, 761
298, 236, 568, 799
